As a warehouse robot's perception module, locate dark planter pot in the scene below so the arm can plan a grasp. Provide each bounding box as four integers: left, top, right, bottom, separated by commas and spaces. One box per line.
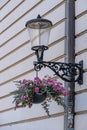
33, 92, 47, 104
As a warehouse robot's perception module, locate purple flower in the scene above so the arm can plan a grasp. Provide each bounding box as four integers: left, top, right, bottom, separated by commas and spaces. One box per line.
57, 87, 64, 91
21, 96, 26, 101
22, 79, 27, 84
53, 86, 58, 91
57, 82, 63, 85
15, 101, 19, 107
34, 77, 41, 83
19, 79, 27, 84
53, 85, 65, 92
34, 87, 39, 93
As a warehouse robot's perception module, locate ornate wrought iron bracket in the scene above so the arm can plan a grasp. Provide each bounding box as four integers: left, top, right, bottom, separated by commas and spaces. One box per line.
34, 60, 83, 84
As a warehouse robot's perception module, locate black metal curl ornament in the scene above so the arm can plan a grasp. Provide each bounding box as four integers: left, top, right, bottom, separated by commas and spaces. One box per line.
25, 15, 83, 85
34, 60, 83, 85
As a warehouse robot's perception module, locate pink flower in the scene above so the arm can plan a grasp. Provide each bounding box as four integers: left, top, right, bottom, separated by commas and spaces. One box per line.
34, 87, 39, 93
19, 79, 27, 84
62, 91, 69, 96
48, 79, 55, 85
43, 75, 51, 80
53, 86, 65, 92
57, 87, 65, 91
53, 86, 58, 91
16, 101, 19, 107
22, 79, 27, 84
34, 77, 41, 83
39, 83, 44, 86
21, 96, 26, 101
41, 81, 47, 85
57, 82, 63, 85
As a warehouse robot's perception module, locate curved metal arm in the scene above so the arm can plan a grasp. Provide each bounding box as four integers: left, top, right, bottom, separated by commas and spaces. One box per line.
34, 60, 83, 84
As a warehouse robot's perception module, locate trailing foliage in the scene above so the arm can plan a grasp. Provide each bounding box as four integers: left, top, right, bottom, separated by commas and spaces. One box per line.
11, 75, 69, 116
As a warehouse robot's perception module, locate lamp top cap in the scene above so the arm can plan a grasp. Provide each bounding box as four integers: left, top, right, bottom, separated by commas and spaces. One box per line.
25, 14, 52, 29
37, 14, 41, 19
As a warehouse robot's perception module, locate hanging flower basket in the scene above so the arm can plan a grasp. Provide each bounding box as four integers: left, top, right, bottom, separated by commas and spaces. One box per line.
33, 91, 47, 103
11, 75, 69, 116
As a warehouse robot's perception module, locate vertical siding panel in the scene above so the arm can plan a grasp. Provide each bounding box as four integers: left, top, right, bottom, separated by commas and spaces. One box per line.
75, 114, 87, 130
0, 1, 66, 130
0, 0, 87, 129
75, 0, 87, 129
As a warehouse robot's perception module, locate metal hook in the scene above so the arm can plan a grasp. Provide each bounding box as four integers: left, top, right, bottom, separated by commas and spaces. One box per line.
36, 70, 38, 77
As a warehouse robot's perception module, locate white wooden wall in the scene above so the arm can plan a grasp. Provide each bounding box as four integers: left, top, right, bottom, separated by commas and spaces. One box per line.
75, 0, 87, 130
0, 0, 87, 130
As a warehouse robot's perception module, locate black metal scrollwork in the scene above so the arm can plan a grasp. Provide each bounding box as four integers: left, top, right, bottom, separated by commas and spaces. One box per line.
34, 60, 83, 84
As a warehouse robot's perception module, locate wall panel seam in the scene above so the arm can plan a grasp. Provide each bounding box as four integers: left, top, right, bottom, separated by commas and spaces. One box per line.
0, 93, 11, 99
75, 10, 87, 19
1, 0, 25, 22
0, 19, 65, 60
0, 28, 26, 48
0, 55, 65, 86
0, 87, 87, 102
0, 40, 30, 60
0, 57, 87, 86
75, 49, 87, 56
75, 30, 87, 38
0, 107, 14, 113
75, 110, 87, 115
0, 110, 87, 127
0, 0, 43, 34
75, 89, 87, 95
0, 37, 65, 73
0, 0, 65, 34
0, 112, 65, 127
0, 68, 34, 86
43, 0, 66, 17
0, 0, 10, 10
0, 17, 65, 48
1, 41, 86, 74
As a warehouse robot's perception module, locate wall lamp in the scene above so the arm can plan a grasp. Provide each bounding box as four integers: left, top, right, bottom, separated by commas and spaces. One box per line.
25, 15, 83, 85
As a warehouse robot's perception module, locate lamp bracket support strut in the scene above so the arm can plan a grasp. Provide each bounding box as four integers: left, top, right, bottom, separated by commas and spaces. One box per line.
34, 60, 83, 85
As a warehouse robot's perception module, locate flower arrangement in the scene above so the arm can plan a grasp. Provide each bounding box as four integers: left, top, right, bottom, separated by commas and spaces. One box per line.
11, 75, 69, 116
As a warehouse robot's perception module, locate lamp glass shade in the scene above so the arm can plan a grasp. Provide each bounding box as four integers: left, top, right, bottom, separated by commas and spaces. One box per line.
25, 15, 52, 50
28, 27, 51, 50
